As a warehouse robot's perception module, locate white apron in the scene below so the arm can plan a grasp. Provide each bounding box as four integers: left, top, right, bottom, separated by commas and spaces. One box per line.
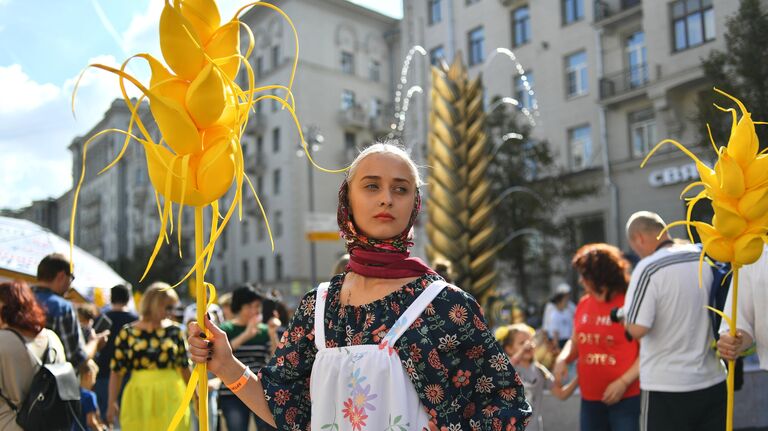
309, 280, 448, 431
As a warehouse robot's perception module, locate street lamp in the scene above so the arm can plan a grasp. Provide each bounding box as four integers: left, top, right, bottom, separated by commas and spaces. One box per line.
297, 126, 323, 288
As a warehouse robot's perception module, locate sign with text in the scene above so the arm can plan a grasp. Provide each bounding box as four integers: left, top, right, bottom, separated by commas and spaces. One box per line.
305, 213, 340, 241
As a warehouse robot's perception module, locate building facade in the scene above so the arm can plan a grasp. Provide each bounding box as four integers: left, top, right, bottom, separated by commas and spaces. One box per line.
401, 0, 741, 299
207, 0, 400, 305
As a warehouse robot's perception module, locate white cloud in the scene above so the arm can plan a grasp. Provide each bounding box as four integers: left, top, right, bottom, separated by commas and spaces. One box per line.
0, 65, 60, 114
0, 59, 137, 209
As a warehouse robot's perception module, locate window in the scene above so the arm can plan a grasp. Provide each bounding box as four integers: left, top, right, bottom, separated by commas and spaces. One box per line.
370, 98, 383, 117
274, 210, 283, 238
565, 50, 588, 97
241, 219, 249, 244
629, 108, 656, 158
256, 56, 263, 79
344, 132, 357, 152
272, 127, 280, 153
429, 45, 445, 66
466, 0, 480, 4
626, 31, 647, 87
255, 96, 263, 114
257, 216, 265, 241
512, 6, 531, 47
671, 0, 715, 52
256, 135, 263, 155
341, 51, 355, 74
275, 254, 283, 280
271, 45, 280, 69
242, 259, 249, 281
568, 125, 592, 170
257, 175, 264, 196
468, 27, 484, 66
341, 90, 356, 110
273, 169, 281, 195
428, 0, 441, 25
258, 257, 266, 282
369, 60, 380, 82
271, 90, 278, 112
562, 0, 584, 25
569, 213, 605, 248
514, 73, 536, 110
222, 265, 228, 289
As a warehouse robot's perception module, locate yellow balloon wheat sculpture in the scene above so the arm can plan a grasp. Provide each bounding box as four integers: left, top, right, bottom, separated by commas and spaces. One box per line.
70, 1, 343, 429
642, 88, 768, 431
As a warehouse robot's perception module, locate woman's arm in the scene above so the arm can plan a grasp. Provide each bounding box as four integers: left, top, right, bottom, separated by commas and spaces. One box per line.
188, 317, 276, 427
106, 370, 125, 426
602, 356, 639, 405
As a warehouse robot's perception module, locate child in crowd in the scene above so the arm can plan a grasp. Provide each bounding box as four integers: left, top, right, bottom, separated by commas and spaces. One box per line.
75, 359, 107, 431
498, 323, 579, 431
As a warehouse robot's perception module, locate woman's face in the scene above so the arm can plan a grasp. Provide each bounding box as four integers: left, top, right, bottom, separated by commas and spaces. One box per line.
348, 153, 416, 240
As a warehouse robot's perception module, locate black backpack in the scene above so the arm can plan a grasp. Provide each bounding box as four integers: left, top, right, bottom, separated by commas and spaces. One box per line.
0, 329, 83, 431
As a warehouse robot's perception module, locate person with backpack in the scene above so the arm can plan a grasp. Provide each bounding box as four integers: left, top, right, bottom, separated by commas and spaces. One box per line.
0, 280, 69, 430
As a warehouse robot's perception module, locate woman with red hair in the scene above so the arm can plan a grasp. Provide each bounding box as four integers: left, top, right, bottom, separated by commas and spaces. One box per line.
0, 280, 66, 431
554, 243, 641, 431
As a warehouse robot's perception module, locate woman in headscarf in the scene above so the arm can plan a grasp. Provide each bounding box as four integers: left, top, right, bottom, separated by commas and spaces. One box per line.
188, 142, 532, 430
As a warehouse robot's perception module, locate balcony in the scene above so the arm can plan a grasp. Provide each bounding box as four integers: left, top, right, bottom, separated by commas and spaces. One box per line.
594, 0, 641, 28
369, 103, 396, 135
599, 64, 651, 103
245, 113, 266, 135
337, 104, 368, 130
245, 154, 267, 177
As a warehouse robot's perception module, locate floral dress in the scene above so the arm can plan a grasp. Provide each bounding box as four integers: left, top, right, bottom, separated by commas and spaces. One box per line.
258, 273, 531, 431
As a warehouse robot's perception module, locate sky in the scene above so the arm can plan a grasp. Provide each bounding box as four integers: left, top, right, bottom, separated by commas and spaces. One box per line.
0, 0, 402, 210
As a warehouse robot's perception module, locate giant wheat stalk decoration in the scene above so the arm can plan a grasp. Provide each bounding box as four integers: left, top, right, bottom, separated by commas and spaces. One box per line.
642, 88, 768, 431
426, 57, 498, 305
70, 1, 343, 430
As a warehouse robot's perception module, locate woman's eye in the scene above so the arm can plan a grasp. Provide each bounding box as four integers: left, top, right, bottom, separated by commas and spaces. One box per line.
364, 183, 379, 190
394, 186, 408, 194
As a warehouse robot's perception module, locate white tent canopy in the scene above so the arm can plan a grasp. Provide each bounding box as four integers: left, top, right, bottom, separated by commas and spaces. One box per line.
0, 216, 129, 306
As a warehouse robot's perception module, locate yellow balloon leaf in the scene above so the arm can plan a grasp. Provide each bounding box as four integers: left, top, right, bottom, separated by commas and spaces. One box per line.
733, 234, 765, 266
744, 154, 768, 189
142, 142, 207, 207
202, 126, 231, 150
738, 187, 768, 221
726, 113, 759, 170
714, 153, 746, 198
148, 93, 202, 155
197, 139, 236, 203
180, 0, 221, 44
186, 63, 226, 128
712, 203, 747, 238
159, 2, 205, 81
205, 21, 240, 82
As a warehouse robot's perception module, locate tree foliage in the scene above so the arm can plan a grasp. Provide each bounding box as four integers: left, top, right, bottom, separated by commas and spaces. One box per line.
486, 101, 595, 303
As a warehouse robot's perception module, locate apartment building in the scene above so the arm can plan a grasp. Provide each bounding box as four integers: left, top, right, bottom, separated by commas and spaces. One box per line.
207, 0, 400, 304
401, 0, 740, 293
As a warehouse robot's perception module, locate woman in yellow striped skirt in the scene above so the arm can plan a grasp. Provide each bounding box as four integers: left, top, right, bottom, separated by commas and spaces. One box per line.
106, 282, 191, 430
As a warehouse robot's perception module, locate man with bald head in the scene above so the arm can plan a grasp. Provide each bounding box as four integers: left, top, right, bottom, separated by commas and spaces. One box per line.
623, 211, 726, 431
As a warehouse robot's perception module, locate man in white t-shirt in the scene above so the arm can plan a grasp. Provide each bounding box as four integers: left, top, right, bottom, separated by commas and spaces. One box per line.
717, 244, 768, 368
623, 211, 726, 431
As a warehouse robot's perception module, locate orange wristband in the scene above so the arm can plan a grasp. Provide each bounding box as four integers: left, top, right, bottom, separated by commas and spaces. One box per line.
226, 367, 252, 393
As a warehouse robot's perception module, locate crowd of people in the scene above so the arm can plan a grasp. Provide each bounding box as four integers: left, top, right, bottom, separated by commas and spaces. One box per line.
1, 141, 766, 431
